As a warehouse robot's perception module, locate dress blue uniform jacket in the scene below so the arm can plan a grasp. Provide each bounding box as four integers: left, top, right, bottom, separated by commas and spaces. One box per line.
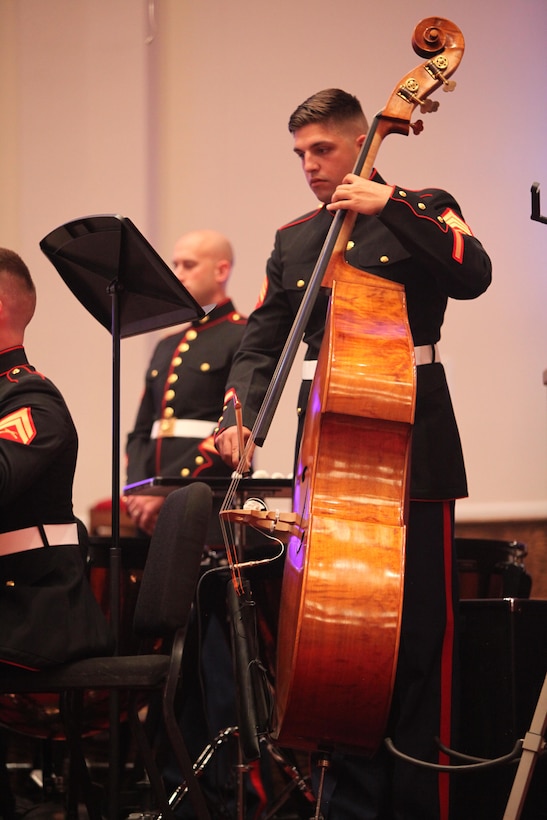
218, 174, 492, 500
0, 346, 112, 668
127, 299, 247, 483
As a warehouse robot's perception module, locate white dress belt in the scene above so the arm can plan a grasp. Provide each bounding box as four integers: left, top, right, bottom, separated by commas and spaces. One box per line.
0, 523, 79, 557
415, 343, 440, 366
151, 418, 217, 440
301, 344, 440, 381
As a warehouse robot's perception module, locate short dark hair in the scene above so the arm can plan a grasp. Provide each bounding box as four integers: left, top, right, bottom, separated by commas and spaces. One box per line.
288, 88, 368, 134
0, 248, 35, 294
0, 248, 37, 329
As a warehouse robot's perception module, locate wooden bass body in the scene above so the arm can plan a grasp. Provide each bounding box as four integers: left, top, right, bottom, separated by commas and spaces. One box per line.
273, 256, 416, 755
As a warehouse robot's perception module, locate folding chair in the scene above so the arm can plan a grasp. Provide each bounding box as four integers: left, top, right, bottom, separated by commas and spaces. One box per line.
0, 482, 213, 820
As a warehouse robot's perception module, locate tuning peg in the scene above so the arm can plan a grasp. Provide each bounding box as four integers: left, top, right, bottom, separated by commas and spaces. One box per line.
398, 79, 440, 114
425, 57, 457, 93
410, 119, 424, 135
420, 98, 440, 114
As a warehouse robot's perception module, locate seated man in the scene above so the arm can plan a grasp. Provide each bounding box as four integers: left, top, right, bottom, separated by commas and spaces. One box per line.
0, 247, 112, 669
125, 229, 246, 537
124, 230, 267, 818
0, 247, 113, 817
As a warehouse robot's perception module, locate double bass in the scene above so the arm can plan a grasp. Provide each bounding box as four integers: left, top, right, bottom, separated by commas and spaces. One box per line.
222, 17, 465, 758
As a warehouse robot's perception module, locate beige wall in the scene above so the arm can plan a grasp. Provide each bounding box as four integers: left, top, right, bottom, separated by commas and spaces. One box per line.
2, 0, 547, 527
1, 0, 154, 523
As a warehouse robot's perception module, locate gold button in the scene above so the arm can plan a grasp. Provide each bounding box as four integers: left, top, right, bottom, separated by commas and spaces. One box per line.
232, 313, 240, 321
200, 362, 210, 372
164, 407, 174, 418
297, 279, 305, 288
186, 329, 198, 341
167, 373, 178, 384
160, 419, 174, 434
398, 190, 407, 197
418, 202, 426, 210
195, 456, 205, 465
213, 426, 219, 433
297, 406, 302, 415
172, 356, 182, 367
437, 216, 444, 223
11, 369, 20, 375
179, 343, 190, 353
165, 389, 175, 401
199, 315, 209, 324
180, 467, 190, 477
5, 580, 15, 587
151, 369, 158, 378
380, 255, 389, 264
346, 241, 355, 251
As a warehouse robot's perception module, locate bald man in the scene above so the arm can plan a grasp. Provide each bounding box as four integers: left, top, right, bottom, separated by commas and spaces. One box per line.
125, 229, 246, 535
124, 233, 268, 817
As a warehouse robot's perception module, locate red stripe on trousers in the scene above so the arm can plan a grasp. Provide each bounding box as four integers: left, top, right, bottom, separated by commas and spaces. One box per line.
247, 758, 268, 819
438, 500, 455, 819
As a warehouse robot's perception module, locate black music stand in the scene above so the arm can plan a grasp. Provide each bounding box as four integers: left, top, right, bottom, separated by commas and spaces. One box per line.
40, 214, 204, 816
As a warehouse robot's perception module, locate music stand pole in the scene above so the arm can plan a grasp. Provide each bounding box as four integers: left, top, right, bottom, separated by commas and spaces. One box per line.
108, 277, 122, 652
108, 277, 122, 818
40, 214, 204, 820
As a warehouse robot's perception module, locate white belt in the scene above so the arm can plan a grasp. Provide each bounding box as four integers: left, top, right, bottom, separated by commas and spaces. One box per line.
151, 418, 217, 440
415, 344, 440, 366
0, 523, 79, 557
301, 344, 440, 381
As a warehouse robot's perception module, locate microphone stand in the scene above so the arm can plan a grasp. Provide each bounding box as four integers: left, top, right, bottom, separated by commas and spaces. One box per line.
501, 182, 547, 819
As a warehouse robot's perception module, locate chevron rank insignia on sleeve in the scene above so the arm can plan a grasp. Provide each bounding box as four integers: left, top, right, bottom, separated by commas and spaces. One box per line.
0, 407, 37, 444
440, 208, 473, 263
255, 276, 268, 309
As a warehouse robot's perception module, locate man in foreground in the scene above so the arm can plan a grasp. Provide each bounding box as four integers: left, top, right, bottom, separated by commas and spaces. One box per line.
215, 88, 492, 819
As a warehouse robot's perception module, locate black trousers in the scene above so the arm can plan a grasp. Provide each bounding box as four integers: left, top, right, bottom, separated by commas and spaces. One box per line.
313, 499, 460, 820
